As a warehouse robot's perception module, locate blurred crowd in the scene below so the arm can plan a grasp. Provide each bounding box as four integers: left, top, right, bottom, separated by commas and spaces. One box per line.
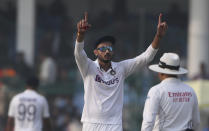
0, 0, 208, 130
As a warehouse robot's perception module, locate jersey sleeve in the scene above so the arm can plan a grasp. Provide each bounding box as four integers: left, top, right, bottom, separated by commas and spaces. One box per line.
8, 97, 16, 117
42, 97, 50, 118
120, 45, 158, 78
192, 92, 200, 130
141, 87, 160, 131
74, 40, 91, 79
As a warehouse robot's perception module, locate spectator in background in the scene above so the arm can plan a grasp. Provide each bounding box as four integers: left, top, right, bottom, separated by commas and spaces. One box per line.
193, 62, 209, 80
39, 52, 57, 85
14, 52, 32, 79
38, 31, 54, 55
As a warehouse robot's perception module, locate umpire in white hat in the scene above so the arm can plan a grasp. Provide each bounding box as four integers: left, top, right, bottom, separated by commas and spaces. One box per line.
141, 53, 200, 131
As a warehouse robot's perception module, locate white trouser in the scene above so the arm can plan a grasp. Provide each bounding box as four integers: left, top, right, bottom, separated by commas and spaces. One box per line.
82, 122, 122, 131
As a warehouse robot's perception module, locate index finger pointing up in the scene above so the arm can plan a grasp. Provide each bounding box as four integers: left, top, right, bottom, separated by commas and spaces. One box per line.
84, 12, 88, 22
158, 13, 162, 24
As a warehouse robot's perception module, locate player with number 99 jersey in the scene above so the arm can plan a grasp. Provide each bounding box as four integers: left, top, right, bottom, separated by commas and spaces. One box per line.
8, 90, 50, 131
6, 76, 51, 131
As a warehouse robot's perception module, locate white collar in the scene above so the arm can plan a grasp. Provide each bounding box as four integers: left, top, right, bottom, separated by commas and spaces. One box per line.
161, 77, 181, 84
94, 59, 116, 73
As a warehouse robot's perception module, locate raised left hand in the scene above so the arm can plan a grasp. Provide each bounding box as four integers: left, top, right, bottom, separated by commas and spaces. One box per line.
156, 13, 168, 38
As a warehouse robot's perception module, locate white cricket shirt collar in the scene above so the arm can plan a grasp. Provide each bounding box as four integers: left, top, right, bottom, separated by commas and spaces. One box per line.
94, 59, 116, 73
161, 77, 181, 84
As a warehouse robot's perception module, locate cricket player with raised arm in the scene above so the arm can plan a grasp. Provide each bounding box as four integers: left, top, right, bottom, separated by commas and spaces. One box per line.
141, 53, 200, 131
6, 76, 52, 131
74, 12, 168, 131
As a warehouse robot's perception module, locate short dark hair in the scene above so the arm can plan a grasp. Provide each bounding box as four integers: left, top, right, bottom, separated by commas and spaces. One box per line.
94, 36, 116, 49
26, 76, 39, 89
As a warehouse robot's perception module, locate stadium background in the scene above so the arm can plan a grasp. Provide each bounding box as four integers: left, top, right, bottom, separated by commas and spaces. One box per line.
0, 0, 208, 130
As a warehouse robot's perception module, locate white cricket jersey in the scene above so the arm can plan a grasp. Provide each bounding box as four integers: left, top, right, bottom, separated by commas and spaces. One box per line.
39, 57, 57, 84
141, 78, 200, 131
74, 40, 158, 124
8, 89, 50, 131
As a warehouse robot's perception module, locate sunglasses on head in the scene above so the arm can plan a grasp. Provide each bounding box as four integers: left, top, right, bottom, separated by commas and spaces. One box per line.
97, 46, 113, 52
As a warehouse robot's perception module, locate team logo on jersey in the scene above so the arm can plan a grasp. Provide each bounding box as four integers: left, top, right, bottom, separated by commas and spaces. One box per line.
95, 75, 119, 85
110, 69, 116, 75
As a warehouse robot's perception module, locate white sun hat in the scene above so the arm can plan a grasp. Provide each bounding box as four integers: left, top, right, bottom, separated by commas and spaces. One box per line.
149, 53, 188, 75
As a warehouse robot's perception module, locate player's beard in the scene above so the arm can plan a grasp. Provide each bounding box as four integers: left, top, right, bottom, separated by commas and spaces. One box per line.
97, 55, 112, 63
